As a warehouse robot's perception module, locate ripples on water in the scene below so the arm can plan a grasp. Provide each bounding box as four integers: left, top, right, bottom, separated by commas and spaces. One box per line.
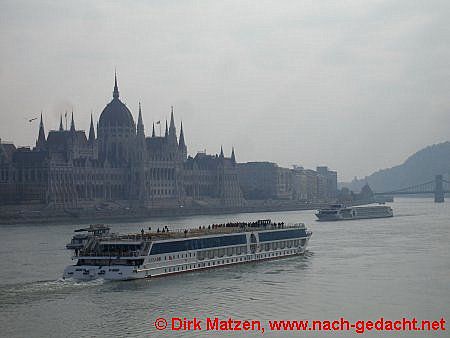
0, 278, 105, 307
0, 198, 449, 337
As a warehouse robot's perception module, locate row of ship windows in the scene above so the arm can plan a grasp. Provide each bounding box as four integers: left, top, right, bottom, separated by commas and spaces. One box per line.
197, 245, 248, 260
163, 252, 195, 260
160, 240, 305, 261
260, 239, 305, 251
163, 250, 298, 273
150, 234, 246, 255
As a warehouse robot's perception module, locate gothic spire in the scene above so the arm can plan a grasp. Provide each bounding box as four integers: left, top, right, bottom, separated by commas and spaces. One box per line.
164, 120, 168, 138
231, 147, 236, 163
36, 112, 46, 148
88, 113, 95, 141
178, 121, 185, 148
70, 111, 75, 132
219, 145, 224, 158
59, 114, 64, 131
113, 70, 119, 99
152, 122, 155, 137
137, 102, 144, 137
169, 106, 176, 136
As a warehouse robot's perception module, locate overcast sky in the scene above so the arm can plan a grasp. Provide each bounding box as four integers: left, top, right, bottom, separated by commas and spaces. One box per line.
1, 0, 449, 181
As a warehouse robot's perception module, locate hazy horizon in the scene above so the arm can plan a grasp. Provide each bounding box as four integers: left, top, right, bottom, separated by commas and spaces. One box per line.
1, 0, 449, 181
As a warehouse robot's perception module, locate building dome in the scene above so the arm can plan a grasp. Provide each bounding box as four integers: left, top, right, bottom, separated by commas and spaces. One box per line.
98, 73, 135, 129
99, 98, 135, 128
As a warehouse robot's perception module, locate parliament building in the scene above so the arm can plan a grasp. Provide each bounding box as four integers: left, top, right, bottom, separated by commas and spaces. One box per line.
0, 75, 243, 208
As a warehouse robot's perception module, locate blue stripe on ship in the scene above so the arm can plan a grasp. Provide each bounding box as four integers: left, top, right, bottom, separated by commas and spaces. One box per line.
258, 229, 307, 242
150, 234, 247, 255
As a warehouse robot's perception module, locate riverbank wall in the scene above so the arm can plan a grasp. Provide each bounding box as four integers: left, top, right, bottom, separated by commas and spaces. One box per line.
0, 200, 374, 225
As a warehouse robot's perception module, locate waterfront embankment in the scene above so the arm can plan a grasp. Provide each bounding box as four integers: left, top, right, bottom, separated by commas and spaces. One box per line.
0, 200, 373, 225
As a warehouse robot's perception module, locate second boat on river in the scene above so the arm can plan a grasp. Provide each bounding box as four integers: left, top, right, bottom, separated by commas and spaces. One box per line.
315, 204, 393, 221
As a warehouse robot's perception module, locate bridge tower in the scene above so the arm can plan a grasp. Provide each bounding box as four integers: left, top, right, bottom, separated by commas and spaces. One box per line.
434, 175, 444, 203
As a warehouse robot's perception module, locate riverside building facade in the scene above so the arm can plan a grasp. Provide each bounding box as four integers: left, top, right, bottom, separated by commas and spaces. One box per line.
237, 163, 338, 203
0, 75, 338, 209
0, 75, 242, 208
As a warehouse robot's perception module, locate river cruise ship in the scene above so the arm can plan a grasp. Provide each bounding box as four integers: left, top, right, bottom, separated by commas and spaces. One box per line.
315, 204, 393, 221
63, 220, 312, 281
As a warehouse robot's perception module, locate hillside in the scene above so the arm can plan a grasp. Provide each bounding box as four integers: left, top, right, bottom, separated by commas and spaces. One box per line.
341, 141, 450, 192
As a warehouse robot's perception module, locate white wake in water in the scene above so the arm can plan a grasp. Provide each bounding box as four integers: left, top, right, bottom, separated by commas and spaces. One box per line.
0, 278, 105, 306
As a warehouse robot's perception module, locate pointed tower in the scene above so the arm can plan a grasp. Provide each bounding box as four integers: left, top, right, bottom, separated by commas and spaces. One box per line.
178, 121, 187, 160
36, 113, 46, 149
137, 102, 145, 137
164, 120, 169, 138
70, 112, 75, 132
133, 102, 146, 196
59, 114, 64, 131
167, 106, 177, 145
88, 113, 95, 142
169, 106, 176, 132
178, 121, 185, 148
231, 147, 236, 164
152, 122, 155, 137
113, 70, 119, 99
219, 145, 224, 158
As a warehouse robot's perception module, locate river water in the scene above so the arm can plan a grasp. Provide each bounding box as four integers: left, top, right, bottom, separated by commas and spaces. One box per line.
0, 198, 448, 337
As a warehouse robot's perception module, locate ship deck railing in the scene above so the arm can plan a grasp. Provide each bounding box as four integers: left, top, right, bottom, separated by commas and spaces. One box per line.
120, 223, 303, 240
78, 223, 305, 243
76, 251, 144, 258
